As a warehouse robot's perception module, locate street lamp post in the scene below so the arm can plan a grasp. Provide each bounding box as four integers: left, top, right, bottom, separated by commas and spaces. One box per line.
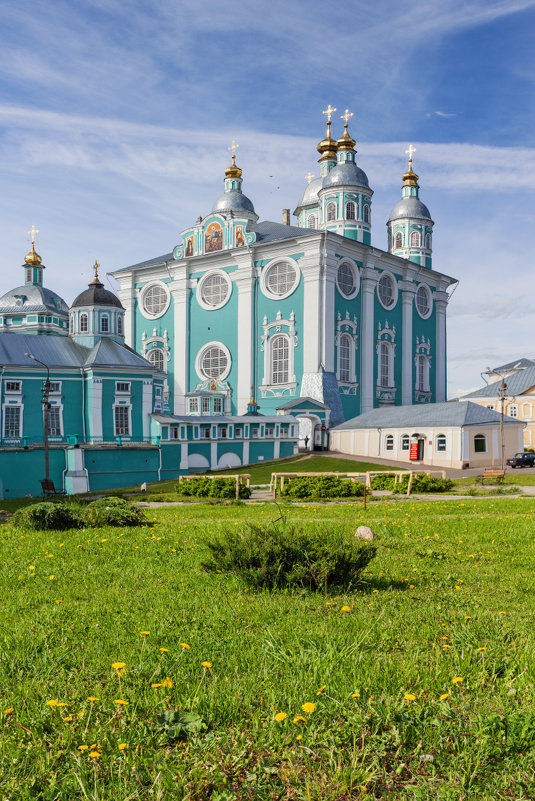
25, 352, 51, 483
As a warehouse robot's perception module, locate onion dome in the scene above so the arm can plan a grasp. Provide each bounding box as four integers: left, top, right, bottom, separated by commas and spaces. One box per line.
317, 121, 338, 162
0, 285, 68, 314
322, 161, 370, 189
388, 149, 432, 223
297, 174, 323, 207
225, 153, 242, 179
211, 143, 257, 217
71, 261, 123, 309
24, 242, 42, 266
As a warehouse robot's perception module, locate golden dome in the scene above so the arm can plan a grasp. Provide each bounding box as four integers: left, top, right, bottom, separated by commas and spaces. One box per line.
402, 161, 420, 187
317, 120, 338, 161
90, 260, 102, 285
24, 243, 42, 266
337, 123, 356, 152
225, 154, 243, 179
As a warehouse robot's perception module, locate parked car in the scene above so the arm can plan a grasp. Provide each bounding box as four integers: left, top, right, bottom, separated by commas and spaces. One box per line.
506, 452, 535, 468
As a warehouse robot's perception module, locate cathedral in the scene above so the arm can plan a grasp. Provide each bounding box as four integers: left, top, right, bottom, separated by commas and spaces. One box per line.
111, 108, 457, 446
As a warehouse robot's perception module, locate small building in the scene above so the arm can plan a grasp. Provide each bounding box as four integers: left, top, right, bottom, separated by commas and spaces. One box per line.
461, 360, 535, 450
330, 401, 524, 469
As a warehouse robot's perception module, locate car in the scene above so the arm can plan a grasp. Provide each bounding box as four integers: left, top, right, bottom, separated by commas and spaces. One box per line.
506, 452, 535, 468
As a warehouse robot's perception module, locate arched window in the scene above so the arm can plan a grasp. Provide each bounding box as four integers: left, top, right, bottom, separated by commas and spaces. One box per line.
100, 315, 109, 333
385, 435, 394, 451
117, 315, 123, 335
363, 205, 370, 223
379, 342, 392, 387
148, 348, 165, 371
338, 334, 351, 382
271, 335, 289, 385
425, 234, 432, 250
69, 316, 74, 334
326, 202, 336, 222
308, 215, 316, 229
345, 201, 355, 220
474, 434, 487, 453
80, 313, 88, 332
401, 434, 410, 451
410, 231, 421, 247
394, 232, 403, 249
436, 434, 446, 452
417, 355, 426, 391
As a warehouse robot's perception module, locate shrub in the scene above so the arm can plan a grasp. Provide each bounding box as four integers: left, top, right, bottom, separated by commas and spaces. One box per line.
280, 475, 365, 499
11, 502, 79, 531
370, 473, 398, 491
392, 474, 454, 494
177, 476, 251, 499
202, 522, 377, 591
81, 497, 147, 527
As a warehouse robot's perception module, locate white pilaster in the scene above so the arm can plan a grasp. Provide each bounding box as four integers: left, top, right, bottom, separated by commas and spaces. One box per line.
242, 440, 250, 465
180, 442, 188, 470
400, 281, 416, 405
360, 264, 378, 413
235, 255, 255, 414
170, 269, 189, 415
116, 282, 136, 348
210, 441, 218, 470
142, 380, 152, 439
434, 291, 448, 401
88, 378, 103, 440
273, 440, 280, 459
322, 251, 338, 371
300, 245, 323, 373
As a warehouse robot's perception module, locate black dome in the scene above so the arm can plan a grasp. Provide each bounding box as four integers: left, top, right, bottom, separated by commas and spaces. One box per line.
71, 280, 123, 309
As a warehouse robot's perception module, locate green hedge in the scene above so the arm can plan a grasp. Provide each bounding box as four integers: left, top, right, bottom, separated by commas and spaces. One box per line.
11, 497, 147, 530
391, 474, 454, 494
11, 502, 79, 531
177, 476, 251, 499
280, 475, 365, 499
82, 497, 147, 526
202, 522, 377, 591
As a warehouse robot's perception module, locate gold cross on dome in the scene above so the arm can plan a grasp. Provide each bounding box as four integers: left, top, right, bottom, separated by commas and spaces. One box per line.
228, 140, 239, 158
305, 171, 314, 184
405, 143, 416, 163
93, 260, 100, 280
341, 109, 354, 125
28, 225, 39, 244
322, 105, 336, 122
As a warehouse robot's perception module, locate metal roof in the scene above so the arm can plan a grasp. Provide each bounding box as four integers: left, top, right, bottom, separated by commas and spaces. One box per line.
462, 367, 535, 399
0, 285, 69, 315
276, 396, 329, 410
151, 413, 296, 424
388, 196, 432, 222
333, 401, 522, 430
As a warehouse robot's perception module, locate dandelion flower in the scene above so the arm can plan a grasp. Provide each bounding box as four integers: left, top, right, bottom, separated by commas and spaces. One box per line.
78, 745, 89, 751
316, 685, 326, 696
440, 693, 449, 700
352, 692, 360, 698
77, 711, 85, 718
201, 661, 212, 668
64, 716, 73, 722
296, 734, 303, 740
499, 611, 505, 615
161, 677, 173, 688
140, 631, 150, 635
159, 648, 169, 653
89, 751, 102, 758
4, 707, 13, 715
114, 699, 128, 705
56, 702, 68, 707
341, 605, 350, 612
118, 743, 127, 750
274, 712, 287, 722
111, 662, 126, 670
301, 702, 316, 714
452, 677, 463, 684
46, 700, 59, 707
404, 693, 416, 701
87, 697, 100, 702
476, 647, 487, 652
293, 716, 307, 725
180, 643, 190, 650
49, 575, 54, 580
151, 683, 162, 688
464, 616, 471, 620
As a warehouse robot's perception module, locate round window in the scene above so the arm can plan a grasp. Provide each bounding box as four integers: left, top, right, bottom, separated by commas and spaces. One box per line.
141, 283, 169, 318
263, 261, 298, 299
415, 284, 432, 319
336, 262, 359, 298
198, 343, 231, 380
198, 271, 231, 309
377, 273, 397, 309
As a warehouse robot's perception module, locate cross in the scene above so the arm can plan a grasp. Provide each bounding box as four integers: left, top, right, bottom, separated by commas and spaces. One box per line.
341, 109, 354, 125
28, 225, 39, 244
228, 140, 239, 158
305, 171, 314, 184
322, 105, 336, 123
405, 144, 416, 163
93, 260, 100, 280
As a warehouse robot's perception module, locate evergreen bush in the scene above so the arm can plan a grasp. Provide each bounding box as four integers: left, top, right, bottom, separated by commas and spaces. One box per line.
81, 497, 147, 527
177, 476, 251, 499
202, 522, 377, 591
391, 474, 454, 494
11, 502, 79, 531
280, 475, 365, 499
370, 473, 398, 491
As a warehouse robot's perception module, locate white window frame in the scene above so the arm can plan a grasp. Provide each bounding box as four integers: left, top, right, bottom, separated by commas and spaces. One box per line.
345, 201, 356, 220
113, 404, 131, 436
260, 258, 300, 301
394, 231, 403, 249
115, 382, 131, 394
47, 404, 63, 437
213, 397, 223, 414
308, 214, 316, 230
148, 348, 165, 371
336, 261, 359, 300
196, 270, 232, 311
363, 205, 370, 224
139, 281, 171, 320
202, 397, 211, 415
377, 271, 398, 310
3, 404, 22, 438
80, 313, 89, 332
401, 434, 410, 451
436, 433, 447, 452
385, 434, 394, 451
378, 341, 394, 388
261, 312, 298, 393
5, 381, 21, 393
410, 231, 421, 247
415, 283, 433, 320
100, 313, 109, 333
508, 404, 518, 418
474, 433, 487, 453
326, 202, 336, 222
270, 334, 290, 385
195, 341, 232, 382
188, 397, 199, 415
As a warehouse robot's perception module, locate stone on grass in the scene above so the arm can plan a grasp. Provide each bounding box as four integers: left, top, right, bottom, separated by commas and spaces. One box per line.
355, 526, 376, 542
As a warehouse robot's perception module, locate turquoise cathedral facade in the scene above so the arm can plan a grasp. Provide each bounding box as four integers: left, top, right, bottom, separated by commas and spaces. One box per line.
112, 110, 457, 446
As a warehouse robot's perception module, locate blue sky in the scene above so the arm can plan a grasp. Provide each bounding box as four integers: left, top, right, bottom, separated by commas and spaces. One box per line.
0, 0, 534, 396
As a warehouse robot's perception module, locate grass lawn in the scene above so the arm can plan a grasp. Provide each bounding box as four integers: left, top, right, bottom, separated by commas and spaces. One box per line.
2, 498, 535, 799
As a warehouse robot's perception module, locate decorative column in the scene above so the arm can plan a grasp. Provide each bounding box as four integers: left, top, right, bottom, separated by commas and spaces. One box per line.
169, 269, 189, 415
235, 254, 255, 414
301, 249, 323, 374
434, 289, 449, 402
321, 251, 338, 372
359, 263, 378, 413
116, 282, 136, 348
400, 280, 416, 405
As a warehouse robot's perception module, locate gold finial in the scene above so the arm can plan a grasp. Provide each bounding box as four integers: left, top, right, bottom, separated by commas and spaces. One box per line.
225, 140, 243, 179
305, 171, 314, 184
317, 105, 338, 161
90, 260, 102, 284
337, 109, 356, 151
24, 225, 42, 265
249, 383, 256, 405
402, 144, 419, 187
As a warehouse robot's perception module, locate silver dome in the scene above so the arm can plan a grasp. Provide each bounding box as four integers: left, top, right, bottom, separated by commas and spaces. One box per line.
212, 190, 256, 215
0, 285, 69, 314
322, 162, 369, 190
297, 176, 322, 208
388, 196, 432, 223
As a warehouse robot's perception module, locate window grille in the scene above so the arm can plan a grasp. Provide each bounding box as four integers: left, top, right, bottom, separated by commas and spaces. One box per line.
265, 262, 297, 296
338, 334, 351, 382
213, 397, 223, 414
5, 382, 21, 393
385, 435, 394, 451
148, 349, 164, 371
337, 263, 355, 297
378, 274, 395, 307
394, 232, 403, 249
114, 406, 130, 435
271, 335, 289, 384
202, 397, 210, 414
80, 313, 88, 332
200, 346, 228, 379
201, 274, 229, 307
345, 201, 355, 220
116, 382, 130, 393
326, 202, 336, 222
363, 205, 370, 223
188, 398, 199, 414
308, 215, 316, 229
410, 231, 421, 247
4, 406, 21, 437
379, 342, 391, 387
143, 285, 167, 315
100, 315, 109, 333
47, 406, 61, 436
401, 435, 410, 451
416, 285, 430, 317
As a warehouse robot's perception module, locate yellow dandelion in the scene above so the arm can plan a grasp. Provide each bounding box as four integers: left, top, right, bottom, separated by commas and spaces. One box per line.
151, 683, 162, 688
64, 716, 73, 722
118, 743, 127, 750
499, 611, 505, 615
452, 677, 463, 684
180, 643, 190, 649
49, 575, 54, 580
296, 734, 303, 740
201, 661, 212, 668
476, 647, 487, 652
4, 707, 14, 715
274, 712, 287, 722
293, 716, 307, 725
352, 692, 360, 698
140, 631, 150, 635
440, 693, 449, 700
56, 702, 68, 707
341, 605, 350, 612
159, 648, 169, 653
78, 745, 89, 751
161, 677, 173, 688
87, 697, 100, 702
464, 616, 471, 620
111, 662, 125, 670
46, 700, 58, 707
404, 693, 416, 701
114, 699, 128, 705
316, 685, 326, 696
89, 751, 102, 758
77, 711, 85, 718
301, 702, 316, 715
